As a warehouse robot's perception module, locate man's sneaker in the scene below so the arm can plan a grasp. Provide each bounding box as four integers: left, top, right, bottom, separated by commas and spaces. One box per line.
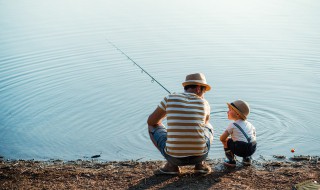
224, 159, 236, 167
243, 157, 252, 166
155, 162, 180, 175
194, 162, 211, 174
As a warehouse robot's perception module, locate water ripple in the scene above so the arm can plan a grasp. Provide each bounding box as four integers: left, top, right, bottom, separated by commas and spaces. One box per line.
1, 0, 319, 160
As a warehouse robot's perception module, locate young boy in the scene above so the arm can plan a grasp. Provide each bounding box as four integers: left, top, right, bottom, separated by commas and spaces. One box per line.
220, 100, 257, 167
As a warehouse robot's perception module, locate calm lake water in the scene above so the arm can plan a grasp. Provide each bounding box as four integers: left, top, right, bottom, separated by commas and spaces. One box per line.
0, 0, 319, 161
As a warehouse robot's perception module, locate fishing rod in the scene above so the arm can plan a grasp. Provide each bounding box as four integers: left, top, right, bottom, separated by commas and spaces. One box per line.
107, 39, 171, 94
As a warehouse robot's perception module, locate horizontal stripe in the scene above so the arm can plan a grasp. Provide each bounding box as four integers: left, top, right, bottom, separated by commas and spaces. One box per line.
167, 102, 205, 107
166, 152, 205, 157
166, 149, 205, 153
167, 123, 201, 126
167, 140, 205, 144
167, 135, 203, 138
168, 131, 204, 135
167, 116, 204, 121
166, 149, 205, 154
168, 132, 203, 136
167, 147, 205, 150
167, 133, 204, 137
167, 110, 205, 116
167, 113, 204, 118
166, 144, 205, 148
167, 129, 203, 133
158, 105, 165, 111
169, 94, 199, 99
167, 126, 203, 130
167, 99, 205, 104
171, 94, 203, 100
167, 107, 205, 112
160, 101, 166, 109
167, 137, 205, 142
159, 93, 210, 157
166, 144, 207, 149
167, 120, 204, 124
167, 120, 206, 125
167, 104, 205, 111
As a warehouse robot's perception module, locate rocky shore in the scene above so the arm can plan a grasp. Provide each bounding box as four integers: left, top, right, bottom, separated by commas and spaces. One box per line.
0, 156, 319, 189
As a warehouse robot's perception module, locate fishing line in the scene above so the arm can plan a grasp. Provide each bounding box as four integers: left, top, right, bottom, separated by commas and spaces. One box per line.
106, 39, 171, 94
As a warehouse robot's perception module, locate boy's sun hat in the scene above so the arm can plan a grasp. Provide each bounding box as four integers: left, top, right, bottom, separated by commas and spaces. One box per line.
227, 100, 250, 120
182, 73, 211, 91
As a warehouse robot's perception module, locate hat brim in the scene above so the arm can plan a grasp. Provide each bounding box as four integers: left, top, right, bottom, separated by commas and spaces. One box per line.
227, 103, 247, 120
182, 82, 211, 91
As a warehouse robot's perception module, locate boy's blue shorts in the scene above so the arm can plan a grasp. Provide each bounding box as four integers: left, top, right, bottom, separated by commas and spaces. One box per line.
150, 124, 213, 166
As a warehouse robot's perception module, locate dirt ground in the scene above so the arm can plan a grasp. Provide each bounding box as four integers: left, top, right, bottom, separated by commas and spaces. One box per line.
0, 156, 319, 190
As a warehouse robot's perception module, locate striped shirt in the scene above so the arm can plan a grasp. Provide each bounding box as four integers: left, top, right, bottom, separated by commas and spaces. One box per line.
158, 92, 211, 157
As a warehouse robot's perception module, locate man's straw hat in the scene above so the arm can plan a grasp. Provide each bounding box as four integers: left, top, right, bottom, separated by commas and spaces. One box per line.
227, 100, 250, 120
182, 73, 211, 91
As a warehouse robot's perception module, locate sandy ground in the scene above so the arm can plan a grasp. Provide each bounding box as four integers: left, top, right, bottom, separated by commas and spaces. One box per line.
0, 156, 319, 190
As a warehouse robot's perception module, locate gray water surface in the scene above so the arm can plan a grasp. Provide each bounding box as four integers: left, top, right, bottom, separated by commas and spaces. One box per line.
0, 0, 319, 161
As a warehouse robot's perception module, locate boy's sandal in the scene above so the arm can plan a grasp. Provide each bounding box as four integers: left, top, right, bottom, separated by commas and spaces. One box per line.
223, 159, 236, 167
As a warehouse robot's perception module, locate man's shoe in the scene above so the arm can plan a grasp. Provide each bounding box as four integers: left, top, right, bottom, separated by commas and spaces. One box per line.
224, 159, 236, 167
243, 157, 252, 166
194, 162, 211, 174
155, 162, 180, 175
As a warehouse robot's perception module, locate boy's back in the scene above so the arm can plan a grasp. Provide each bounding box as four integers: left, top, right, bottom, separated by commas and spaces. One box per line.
226, 120, 256, 143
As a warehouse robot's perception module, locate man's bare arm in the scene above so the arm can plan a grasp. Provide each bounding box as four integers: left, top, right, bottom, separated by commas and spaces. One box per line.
147, 107, 166, 126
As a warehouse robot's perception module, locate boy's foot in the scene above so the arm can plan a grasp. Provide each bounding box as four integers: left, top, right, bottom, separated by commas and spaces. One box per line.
155, 162, 180, 175
243, 157, 251, 166
224, 159, 236, 167
224, 149, 235, 162
194, 162, 211, 174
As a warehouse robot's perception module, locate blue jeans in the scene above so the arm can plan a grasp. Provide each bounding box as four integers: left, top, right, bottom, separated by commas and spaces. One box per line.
149, 124, 213, 166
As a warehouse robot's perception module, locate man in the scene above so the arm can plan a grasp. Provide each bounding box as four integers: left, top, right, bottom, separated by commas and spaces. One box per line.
147, 73, 214, 174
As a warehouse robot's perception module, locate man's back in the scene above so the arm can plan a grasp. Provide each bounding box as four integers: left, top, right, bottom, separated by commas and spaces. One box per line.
159, 92, 210, 157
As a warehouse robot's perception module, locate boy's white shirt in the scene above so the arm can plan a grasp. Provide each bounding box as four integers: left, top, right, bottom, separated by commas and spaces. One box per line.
226, 119, 256, 142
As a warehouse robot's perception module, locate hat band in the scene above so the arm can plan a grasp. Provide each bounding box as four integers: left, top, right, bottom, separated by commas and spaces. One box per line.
184, 80, 207, 84
231, 103, 240, 111
231, 103, 246, 119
